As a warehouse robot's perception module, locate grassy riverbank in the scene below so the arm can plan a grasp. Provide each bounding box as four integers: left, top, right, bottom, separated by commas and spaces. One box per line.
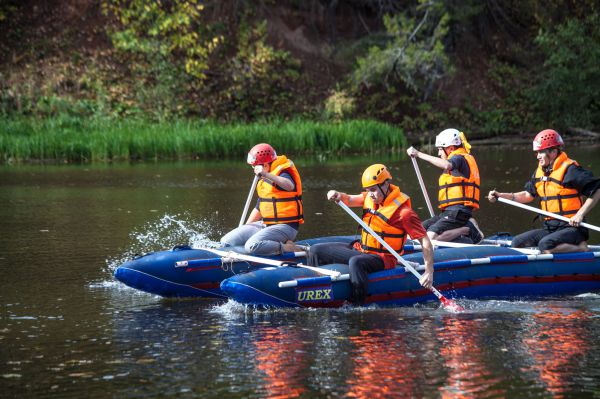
0, 117, 407, 163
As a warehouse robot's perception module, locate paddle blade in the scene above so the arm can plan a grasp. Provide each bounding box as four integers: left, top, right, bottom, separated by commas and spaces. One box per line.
440, 296, 464, 312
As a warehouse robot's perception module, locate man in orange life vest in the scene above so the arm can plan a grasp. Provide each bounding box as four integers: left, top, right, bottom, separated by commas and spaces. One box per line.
307, 164, 434, 305
220, 143, 304, 255
488, 129, 600, 253
407, 128, 484, 244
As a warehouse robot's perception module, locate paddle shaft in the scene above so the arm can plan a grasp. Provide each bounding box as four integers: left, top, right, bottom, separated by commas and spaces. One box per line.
202, 247, 341, 277
175, 251, 307, 268
239, 175, 259, 227
337, 201, 452, 305
498, 197, 600, 233
411, 156, 436, 218
430, 239, 540, 255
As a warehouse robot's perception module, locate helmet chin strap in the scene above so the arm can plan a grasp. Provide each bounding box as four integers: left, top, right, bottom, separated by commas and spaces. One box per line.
377, 182, 390, 201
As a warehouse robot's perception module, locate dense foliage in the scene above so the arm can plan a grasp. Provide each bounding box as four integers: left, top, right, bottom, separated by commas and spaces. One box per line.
353, 0, 451, 102
0, 0, 599, 162
531, 13, 600, 131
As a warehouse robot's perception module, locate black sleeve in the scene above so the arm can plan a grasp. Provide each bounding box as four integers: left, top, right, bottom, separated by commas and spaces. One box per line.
563, 165, 600, 197
524, 172, 538, 197
449, 156, 470, 178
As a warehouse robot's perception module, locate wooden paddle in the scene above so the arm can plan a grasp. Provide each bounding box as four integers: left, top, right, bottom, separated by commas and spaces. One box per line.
337, 201, 463, 311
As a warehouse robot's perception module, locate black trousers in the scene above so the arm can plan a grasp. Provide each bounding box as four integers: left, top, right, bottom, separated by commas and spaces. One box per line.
422, 208, 471, 234
423, 208, 480, 243
307, 242, 385, 305
511, 225, 589, 251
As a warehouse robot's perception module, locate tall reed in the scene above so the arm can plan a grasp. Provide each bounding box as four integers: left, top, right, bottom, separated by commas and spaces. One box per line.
0, 117, 407, 163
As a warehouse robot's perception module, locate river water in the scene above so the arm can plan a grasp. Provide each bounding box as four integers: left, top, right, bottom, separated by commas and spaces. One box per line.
1, 146, 600, 398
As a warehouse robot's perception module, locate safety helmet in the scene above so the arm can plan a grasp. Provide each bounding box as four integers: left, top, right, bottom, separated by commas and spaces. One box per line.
435, 128, 462, 148
532, 129, 564, 151
362, 164, 392, 188
247, 143, 277, 165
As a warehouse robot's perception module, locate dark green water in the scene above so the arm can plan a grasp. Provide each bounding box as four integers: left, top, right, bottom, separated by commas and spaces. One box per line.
1, 146, 600, 398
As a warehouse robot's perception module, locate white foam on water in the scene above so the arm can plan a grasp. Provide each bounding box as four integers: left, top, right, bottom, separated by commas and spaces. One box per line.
88, 280, 122, 289
210, 299, 248, 315
9, 316, 38, 320
210, 299, 443, 317
210, 299, 319, 319
575, 293, 600, 299
446, 299, 542, 314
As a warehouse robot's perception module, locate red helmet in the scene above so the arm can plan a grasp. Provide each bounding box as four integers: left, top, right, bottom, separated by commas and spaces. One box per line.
532, 129, 564, 151
247, 143, 277, 165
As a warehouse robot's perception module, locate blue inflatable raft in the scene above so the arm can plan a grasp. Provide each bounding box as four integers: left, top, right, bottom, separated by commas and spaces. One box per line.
220, 245, 600, 307
114, 235, 367, 298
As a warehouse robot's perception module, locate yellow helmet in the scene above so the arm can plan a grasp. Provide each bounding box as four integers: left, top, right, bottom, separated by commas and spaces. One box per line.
361, 164, 392, 188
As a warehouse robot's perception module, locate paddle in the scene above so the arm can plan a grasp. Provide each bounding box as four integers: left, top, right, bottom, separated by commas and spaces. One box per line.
497, 197, 600, 233
201, 247, 342, 278
239, 175, 259, 227
409, 153, 435, 218
430, 239, 540, 255
175, 250, 307, 268
336, 201, 463, 311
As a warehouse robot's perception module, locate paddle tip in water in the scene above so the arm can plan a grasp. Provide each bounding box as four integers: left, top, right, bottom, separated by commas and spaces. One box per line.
440, 296, 464, 312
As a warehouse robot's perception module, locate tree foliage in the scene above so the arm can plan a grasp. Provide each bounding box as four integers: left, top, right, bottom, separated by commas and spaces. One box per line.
102, 0, 221, 80
2, 0, 600, 135
532, 13, 600, 130
204, 20, 303, 121
352, 0, 451, 101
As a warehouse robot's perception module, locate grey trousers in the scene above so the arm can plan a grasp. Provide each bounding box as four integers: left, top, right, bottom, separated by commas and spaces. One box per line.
220, 222, 298, 255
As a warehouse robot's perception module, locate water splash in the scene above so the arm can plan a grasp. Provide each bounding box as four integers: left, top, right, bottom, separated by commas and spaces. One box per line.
104, 213, 222, 275
575, 293, 600, 299
210, 299, 248, 315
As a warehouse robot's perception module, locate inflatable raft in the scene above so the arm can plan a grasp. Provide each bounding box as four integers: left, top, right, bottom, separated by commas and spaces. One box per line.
220, 245, 600, 307
114, 235, 370, 298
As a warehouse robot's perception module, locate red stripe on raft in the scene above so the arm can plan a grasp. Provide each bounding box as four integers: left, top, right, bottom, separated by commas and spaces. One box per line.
368, 259, 598, 282
191, 282, 221, 289
186, 266, 223, 272
370, 274, 409, 283
366, 273, 600, 303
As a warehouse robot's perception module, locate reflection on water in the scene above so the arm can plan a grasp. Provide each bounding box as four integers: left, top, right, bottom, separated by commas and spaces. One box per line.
253, 326, 308, 399
346, 328, 419, 398
522, 307, 589, 397
437, 318, 505, 398
1, 146, 600, 398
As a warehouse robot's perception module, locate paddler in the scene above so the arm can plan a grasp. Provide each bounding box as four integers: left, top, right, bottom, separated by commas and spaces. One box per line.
307, 164, 434, 305
407, 128, 484, 244
488, 129, 600, 253
220, 143, 304, 255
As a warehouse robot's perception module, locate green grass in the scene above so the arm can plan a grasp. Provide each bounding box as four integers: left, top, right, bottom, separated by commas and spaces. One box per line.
0, 116, 407, 163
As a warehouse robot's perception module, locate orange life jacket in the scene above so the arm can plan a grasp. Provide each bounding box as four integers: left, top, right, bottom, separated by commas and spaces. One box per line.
256, 155, 304, 225
438, 148, 480, 210
360, 184, 409, 255
534, 151, 583, 219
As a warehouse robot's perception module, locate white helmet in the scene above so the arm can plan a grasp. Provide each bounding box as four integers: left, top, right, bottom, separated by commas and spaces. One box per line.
435, 128, 462, 148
